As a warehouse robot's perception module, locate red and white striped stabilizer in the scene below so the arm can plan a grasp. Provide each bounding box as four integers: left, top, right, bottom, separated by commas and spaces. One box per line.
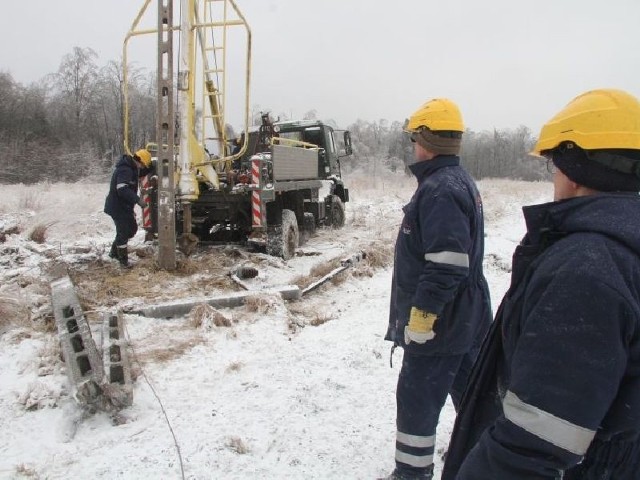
251, 158, 265, 228
141, 175, 152, 230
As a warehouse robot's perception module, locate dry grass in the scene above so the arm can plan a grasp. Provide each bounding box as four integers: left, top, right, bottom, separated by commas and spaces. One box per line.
35, 337, 63, 376
287, 303, 335, 328
309, 260, 342, 279
69, 255, 232, 311
15, 464, 39, 478
244, 294, 279, 314
361, 241, 394, 269
37, 314, 57, 334
0, 297, 31, 333
28, 223, 56, 244
345, 170, 415, 198
309, 312, 334, 326
170, 258, 201, 275
286, 314, 303, 334
0, 291, 54, 337
291, 245, 392, 290
136, 337, 203, 364
18, 191, 44, 211
225, 361, 244, 373
226, 436, 250, 454
479, 178, 552, 223
0, 264, 65, 336
189, 304, 233, 328
291, 258, 342, 290
166, 248, 245, 276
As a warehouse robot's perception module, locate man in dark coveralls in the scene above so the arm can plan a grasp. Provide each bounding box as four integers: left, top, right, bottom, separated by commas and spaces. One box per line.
104, 148, 152, 268
443, 89, 640, 479
382, 98, 492, 480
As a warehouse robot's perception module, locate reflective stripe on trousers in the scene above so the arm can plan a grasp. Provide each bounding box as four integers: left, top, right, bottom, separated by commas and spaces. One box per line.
396, 431, 435, 467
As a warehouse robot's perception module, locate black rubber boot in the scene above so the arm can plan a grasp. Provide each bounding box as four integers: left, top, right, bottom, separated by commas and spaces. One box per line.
109, 241, 118, 259
379, 466, 434, 480
117, 246, 131, 268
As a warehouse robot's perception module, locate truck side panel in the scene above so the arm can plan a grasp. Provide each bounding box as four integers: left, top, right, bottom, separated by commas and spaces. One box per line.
271, 145, 319, 181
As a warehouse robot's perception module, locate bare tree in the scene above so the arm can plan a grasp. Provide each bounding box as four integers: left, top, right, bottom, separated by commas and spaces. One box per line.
52, 47, 98, 143
302, 109, 317, 120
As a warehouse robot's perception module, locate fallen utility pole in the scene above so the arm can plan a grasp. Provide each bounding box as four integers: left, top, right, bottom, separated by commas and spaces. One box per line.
131, 250, 366, 319
129, 285, 301, 319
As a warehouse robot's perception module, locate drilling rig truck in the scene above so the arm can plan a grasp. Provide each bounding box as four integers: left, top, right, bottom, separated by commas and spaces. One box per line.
123, 0, 353, 269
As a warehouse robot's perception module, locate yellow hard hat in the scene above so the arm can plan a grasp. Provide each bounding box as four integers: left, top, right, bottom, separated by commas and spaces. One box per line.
135, 148, 152, 167
532, 88, 640, 155
405, 98, 464, 133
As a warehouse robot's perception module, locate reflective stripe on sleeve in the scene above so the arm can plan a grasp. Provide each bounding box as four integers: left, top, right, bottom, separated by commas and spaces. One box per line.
396, 431, 435, 449
424, 251, 469, 268
395, 450, 434, 468
503, 390, 596, 456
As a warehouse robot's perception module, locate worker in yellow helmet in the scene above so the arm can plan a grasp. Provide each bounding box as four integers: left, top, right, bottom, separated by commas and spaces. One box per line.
443, 89, 640, 479
103, 148, 152, 268
381, 98, 492, 480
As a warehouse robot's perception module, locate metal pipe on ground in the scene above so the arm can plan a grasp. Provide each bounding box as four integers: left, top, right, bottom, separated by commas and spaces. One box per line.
301, 251, 366, 296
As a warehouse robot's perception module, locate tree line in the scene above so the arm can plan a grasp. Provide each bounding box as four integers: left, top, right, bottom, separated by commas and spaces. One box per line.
0, 47, 155, 183
0, 47, 548, 184
344, 119, 548, 182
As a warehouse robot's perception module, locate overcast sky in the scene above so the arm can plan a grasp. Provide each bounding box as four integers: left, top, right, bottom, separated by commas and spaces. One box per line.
2, 0, 640, 132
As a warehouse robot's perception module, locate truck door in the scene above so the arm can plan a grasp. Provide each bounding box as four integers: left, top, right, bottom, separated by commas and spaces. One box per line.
325, 127, 339, 176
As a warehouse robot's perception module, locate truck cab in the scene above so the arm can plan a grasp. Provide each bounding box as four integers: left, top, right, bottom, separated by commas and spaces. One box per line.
239, 119, 352, 181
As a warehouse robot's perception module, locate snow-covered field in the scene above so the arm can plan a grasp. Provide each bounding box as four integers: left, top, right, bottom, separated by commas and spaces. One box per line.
0, 172, 552, 480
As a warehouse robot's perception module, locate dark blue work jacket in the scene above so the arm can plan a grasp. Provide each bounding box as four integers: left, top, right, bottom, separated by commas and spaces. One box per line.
104, 155, 145, 217
443, 193, 640, 479
386, 155, 492, 356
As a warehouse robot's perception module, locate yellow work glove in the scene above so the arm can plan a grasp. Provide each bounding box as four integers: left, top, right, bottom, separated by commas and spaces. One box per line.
404, 307, 437, 344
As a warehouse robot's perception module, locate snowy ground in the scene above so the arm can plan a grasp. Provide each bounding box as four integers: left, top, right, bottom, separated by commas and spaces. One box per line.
0, 173, 552, 480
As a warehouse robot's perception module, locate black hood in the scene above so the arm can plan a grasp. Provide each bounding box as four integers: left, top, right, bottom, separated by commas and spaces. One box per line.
116, 154, 136, 169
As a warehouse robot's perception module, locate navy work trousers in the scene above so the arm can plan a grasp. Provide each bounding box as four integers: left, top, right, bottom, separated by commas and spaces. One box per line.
394, 349, 478, 476
111, 211, 138, 247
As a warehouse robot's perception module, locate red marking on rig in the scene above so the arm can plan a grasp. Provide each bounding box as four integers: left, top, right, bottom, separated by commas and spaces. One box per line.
141, 176, 151, 229
252, 191, 262, 227
251, 158, 264, 227
251, 159, 260, 185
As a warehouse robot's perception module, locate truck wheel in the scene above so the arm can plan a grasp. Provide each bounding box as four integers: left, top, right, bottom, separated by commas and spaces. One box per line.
266, 209, 299, 260
329, 195, 345, 228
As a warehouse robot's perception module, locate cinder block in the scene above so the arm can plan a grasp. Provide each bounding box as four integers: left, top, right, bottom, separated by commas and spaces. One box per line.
101, 312, 133, 407
50, 276, 104, 404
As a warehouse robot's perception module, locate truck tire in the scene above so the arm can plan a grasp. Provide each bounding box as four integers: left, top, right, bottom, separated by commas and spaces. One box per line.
266, 209, 299, 260
329, 195, 345, 228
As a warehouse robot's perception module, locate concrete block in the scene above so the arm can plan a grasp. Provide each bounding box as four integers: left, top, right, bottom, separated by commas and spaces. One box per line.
101, 312, 133, 408
50, 276, 104, 405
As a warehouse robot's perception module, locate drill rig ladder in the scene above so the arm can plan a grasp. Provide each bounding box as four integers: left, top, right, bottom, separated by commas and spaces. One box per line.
123, 0, 251, 270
